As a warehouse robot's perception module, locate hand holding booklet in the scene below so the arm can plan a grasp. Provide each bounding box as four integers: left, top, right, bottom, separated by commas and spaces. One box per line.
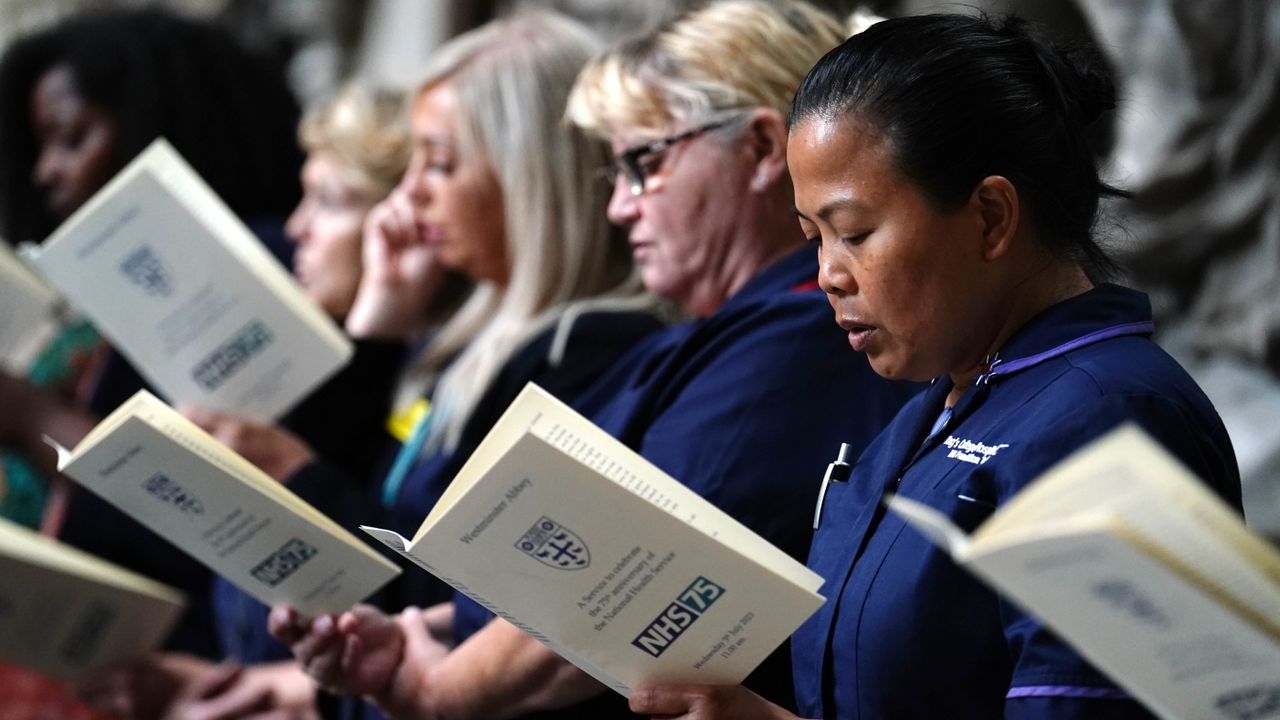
361, 383, 825, 697
887, 425, 1280, 720
25, 138, 351, 421
47, 389, 400, 617
0, 516, 184, 679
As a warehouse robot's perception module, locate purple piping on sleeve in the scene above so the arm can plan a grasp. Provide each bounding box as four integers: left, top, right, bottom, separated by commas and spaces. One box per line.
1007, 685, 1132, 700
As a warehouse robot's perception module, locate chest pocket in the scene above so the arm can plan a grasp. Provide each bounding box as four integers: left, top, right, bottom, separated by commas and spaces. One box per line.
916, 479, 998, 534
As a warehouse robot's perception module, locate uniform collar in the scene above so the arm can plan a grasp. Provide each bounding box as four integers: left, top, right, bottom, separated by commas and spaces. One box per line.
716, 244, 818, 314
914, 284, 1154, 466
972, 283, 1154, 385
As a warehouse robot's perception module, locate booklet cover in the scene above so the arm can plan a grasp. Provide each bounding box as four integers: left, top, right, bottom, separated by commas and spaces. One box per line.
362, 383, 825, 696
28, 138, 351, 421
0, 242, 63, 374
887, 424, 1280, 720
0, 517, 184, 679
49, 390, 400, 618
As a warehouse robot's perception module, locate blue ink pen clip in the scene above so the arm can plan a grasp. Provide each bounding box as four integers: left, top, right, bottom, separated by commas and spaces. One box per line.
813, 442, 854, 530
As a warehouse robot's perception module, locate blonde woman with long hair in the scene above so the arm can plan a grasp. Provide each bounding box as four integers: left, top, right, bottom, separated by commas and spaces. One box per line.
183, 9, 665, 719
197, 11, 661, 526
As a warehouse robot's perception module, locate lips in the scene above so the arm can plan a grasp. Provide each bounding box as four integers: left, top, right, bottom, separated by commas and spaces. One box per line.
417, 223, 445, 245
847, 327, 876, 352
629, 237, 655, 261
837, 317, 877, 352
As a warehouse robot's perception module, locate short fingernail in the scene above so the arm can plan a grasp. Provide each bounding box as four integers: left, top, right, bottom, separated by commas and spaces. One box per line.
315, 615, 333, 633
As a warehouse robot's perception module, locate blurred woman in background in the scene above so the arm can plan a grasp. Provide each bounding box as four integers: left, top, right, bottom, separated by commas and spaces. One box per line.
0, 7, 304, 662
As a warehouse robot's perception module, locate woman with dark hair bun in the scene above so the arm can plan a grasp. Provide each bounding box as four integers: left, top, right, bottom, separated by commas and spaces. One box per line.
629, 13, 1240, 719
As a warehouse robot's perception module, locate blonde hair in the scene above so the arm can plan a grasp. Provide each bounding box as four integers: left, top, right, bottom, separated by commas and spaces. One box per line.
566, 0, 849, 137
298, 83, 409, 200
404, 11, 646, 453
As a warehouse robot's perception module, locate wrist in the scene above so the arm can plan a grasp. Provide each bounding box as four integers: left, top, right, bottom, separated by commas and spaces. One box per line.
371, 661, 441, 720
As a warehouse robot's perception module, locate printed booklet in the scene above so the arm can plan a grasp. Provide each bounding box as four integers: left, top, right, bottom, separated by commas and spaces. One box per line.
362, 383, 825, 696
27, 138, 351, 420
48, 390, 400, 618
0, 517, 184, 678
888, 425, 1280, 720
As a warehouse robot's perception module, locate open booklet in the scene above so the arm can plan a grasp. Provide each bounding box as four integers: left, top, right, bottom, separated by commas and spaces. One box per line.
887, 424, 1280, 720
47, 389, 400, 617
0, 242, 64, 374
0, 516, 184, 679
361, 383, 825, 697
24, 138, 351, 421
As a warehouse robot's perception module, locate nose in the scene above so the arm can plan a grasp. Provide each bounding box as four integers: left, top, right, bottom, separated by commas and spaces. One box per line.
605, 176, 640, 226
32, 146, 61, 191
817, 241, 855, 298
285, 200, 310, 244
399, 154, 430, 203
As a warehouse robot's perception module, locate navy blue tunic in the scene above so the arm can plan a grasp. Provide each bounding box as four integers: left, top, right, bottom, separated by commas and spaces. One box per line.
794, 284, 1241, 719
450, 245, 920, 718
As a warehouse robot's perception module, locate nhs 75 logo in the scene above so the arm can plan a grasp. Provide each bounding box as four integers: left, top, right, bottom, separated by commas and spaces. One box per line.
516, 516, 590, 570
632, 576, 725, 657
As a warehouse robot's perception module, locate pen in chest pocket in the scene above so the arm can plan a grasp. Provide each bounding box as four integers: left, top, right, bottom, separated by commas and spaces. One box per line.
813, 442, 854, 530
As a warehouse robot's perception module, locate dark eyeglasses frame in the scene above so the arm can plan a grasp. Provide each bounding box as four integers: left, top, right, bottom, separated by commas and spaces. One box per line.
604, 118, 733, 196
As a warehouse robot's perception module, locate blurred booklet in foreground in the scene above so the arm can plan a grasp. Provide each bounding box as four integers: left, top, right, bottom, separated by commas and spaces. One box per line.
0, 516, 183, 679
888, 424, 1280, 720
0, 242, 63, 374
27, 138, 350, 421
361, 383, 825, 697
48, 390, 400, 617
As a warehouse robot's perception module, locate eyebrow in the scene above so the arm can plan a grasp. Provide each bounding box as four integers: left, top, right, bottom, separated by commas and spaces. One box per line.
413, 134, 454, 150
794, 197, 870, 223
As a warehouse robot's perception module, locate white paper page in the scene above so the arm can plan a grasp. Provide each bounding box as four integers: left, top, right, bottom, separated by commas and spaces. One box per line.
979, 425, 1280, 638
0, 243, 62, 372
0, 517, 181, 601
971, 527, 1280, 720
0, 522, 183, 679
424, 384, 822, 592
31, 139, 351, 421
393, 433, 824, 694
59, 415, 399, 617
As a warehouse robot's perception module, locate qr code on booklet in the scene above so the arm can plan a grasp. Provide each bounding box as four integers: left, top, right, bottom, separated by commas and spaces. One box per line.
250, 538, 318, 587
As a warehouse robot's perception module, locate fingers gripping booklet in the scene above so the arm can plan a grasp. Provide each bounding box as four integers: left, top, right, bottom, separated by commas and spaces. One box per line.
47, 390, 400, 617
360, 383, 826, 697
25, 138, 352, 421
887, 425, 1280, 720
0, 517, 184, 679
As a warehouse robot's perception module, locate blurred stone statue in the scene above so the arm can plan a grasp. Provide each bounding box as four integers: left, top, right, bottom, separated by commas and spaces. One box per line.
1079, 0, 1280, 535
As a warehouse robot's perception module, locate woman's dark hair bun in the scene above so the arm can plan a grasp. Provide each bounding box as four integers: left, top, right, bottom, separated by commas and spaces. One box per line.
1002, 15, 1116, 129
789, 12, 1126, 281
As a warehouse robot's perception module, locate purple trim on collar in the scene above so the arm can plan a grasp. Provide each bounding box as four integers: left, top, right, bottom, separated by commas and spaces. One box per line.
981, 321, 1155, 384
1007, 685, 1132, 700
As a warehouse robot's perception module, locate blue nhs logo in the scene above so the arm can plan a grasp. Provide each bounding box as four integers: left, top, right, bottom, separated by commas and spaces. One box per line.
631, 576, 725, 658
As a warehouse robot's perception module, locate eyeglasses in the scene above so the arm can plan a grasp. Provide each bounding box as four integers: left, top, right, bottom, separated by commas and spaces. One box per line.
603, 119, 732, 196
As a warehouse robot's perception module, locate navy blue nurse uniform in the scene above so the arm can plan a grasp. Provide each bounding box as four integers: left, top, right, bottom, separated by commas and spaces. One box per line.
450, 245, 921, 718
794, 284, 1241, 719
